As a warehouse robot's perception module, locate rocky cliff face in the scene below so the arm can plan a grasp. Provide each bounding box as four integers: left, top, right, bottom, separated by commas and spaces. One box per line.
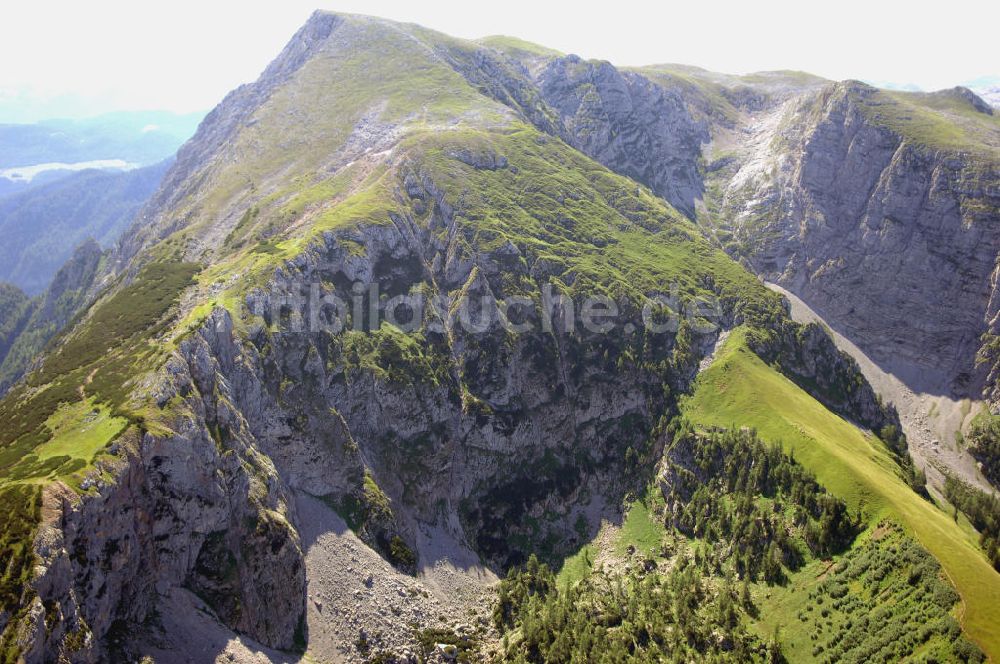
22, 314, 307, 661
19, 181, 899, 663
720, 82, 1000, 398
457, 48, 1000, 409
534, 56, 708, 217
439, 45, 709, 218
19, 190, 683, 661
466, 51, 1000, 413
6, 17, 710, 655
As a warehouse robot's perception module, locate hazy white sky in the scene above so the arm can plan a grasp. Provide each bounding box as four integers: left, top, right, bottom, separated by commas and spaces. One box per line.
1, 0, 997, 121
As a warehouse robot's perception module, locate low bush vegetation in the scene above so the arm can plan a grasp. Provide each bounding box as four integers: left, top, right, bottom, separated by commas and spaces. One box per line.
663, 422, 858, 584
967, 412, 1000, 488
495, 553, 777, 663
943, 475, 1000, 571
759, 523, 983, 663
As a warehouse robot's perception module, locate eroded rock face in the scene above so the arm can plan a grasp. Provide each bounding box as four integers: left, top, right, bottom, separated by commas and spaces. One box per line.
445, 50, 1000, 405
24, 319, 307, 662
441, 48, 709, 218
723, 83, 1000, 397
535, 56, 708, 218
462, 52, 1000, 406
21, 160, 682, 661
25, 136, 903, 659
227, 165, 684, 570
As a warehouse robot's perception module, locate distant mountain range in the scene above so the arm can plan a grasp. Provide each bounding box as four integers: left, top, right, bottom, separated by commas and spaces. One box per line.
0, 110, 202, 290
0, 112, 196, 390
0, 161, 170, 294
0, 110, 201, 197
861, 75, 1000, 109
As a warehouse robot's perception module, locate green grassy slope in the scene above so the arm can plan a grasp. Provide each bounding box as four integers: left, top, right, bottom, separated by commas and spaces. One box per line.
756, 523, 982, 662
476, 34, 563, 60
844, 83, 1000, 157
684, 328, 1000, 658
147, 12, 515, 255
408, 126, 781, 306
0, 261, 199, 487
0, 260, 197, 652
186, 118, 787, 349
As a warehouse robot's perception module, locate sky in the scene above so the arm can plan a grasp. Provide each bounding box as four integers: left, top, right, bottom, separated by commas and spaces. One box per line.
1, 0, 997, 122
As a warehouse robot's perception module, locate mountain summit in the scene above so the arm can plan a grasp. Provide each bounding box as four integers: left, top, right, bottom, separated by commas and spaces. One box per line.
0, 11, 997, 663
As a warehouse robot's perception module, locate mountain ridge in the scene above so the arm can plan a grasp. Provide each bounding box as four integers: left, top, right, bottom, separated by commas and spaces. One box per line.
0, 11, 997, 663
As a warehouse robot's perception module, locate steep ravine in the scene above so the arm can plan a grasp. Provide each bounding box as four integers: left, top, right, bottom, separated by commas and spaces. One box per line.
14, 132, 690, 660
17, 142, 898, 663
768, 282, 994, 496
458, 49, 1000, 490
